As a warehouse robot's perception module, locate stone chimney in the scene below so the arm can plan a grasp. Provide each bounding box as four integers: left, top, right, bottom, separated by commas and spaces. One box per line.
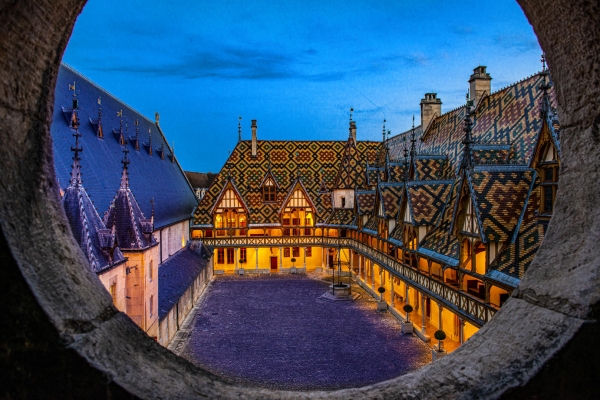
251, 119, 257, 158
469, 66, 492, 107
420, 93, 442, 131
350, 121, 357, 142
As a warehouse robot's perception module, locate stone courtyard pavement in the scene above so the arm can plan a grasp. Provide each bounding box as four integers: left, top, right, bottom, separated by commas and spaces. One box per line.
179, 273, 431, 391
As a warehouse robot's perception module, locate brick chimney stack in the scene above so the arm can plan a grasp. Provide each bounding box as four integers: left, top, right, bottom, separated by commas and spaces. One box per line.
469, 66, 492, 107
251, 119, 257, 158
420, 93, 442, 131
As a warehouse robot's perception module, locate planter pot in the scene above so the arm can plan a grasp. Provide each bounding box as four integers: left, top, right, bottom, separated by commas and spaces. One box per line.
290, 266, 297, 274
315, 267, 323, 273
432, 348, 447, 361
401, 321, 414, 334
238, 268, 245, 275
377, 301, 388, 311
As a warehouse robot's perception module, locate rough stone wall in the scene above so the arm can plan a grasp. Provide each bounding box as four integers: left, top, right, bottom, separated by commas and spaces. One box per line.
0, 0, 599, 398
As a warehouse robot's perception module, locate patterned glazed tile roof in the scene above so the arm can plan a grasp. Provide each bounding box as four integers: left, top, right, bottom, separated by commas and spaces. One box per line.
413, 155, 452, 180
487, 178, 543, 282
378, 183, 404, 219
323, 209, 357, 228
387, 125, 423, 162
467, 167, 536, 243
356, 190, 376, 215
366, 165, 386, 187
388, 73, 555, 175
471, 143, 511, 165
52, 64, 198, 229
388, 224, 403, 247
388, 162, 408, 183
159, 243, 210, 320
362, 215, 379, 234
418, 180, 461, 266
407, 181, 454, 226
334, 136, 366, 189
192, 140, 380, 226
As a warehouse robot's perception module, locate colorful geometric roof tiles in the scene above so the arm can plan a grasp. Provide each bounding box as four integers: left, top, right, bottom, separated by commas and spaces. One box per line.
466, 167, 536, 243
407, 181, 454, 226
323, 209, 357, 228
378, 183, 404, 219
192, 140, 380, 226
356, 190, 376, 215
334, 135, 366, 189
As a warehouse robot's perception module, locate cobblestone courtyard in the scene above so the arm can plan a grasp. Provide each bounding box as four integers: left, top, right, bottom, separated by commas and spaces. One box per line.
179, 274, 431, 391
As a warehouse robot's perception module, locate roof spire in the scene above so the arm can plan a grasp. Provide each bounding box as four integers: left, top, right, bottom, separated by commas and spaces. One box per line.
238, 116, 242, 143
133, 118, 140, 151
410, 114, 417, 159
69, 128, 83, 187
150, 197, 155, 226
96, 97, 103, 138
120, 147, 130, 189
461, 93, 475, 171
147, 128, 153, 156
382, 119, 386, 143
348, 108, 354, 139
539, 53, 553, 117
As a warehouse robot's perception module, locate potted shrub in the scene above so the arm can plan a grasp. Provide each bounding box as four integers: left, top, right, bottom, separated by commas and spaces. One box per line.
432, 330, 448, 360
377, 287, 387, 311
401, 304, 414, 334
238, 259, 245, 275
290, 258, 297, 274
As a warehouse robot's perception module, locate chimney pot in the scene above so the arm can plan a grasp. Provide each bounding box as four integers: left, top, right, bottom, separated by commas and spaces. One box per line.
469, 66, 492, 107
251, 120, 258, 158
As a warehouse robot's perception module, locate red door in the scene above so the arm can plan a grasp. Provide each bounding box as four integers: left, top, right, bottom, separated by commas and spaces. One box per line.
270, 257, 278, 270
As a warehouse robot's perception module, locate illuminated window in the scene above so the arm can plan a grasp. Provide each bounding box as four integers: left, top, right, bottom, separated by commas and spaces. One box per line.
240, 248, 247, 262
263, 182, 276, 202
226, 248, 234, 264
306, 247, 312, 257
217, 249, 224, 264
284, 248, 290, 257
293, 247, 300, 257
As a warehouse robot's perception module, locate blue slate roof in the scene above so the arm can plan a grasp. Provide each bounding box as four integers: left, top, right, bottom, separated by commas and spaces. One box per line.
52, 64, 197, 229
158, 245, 210, 320
62, 131, 126, 273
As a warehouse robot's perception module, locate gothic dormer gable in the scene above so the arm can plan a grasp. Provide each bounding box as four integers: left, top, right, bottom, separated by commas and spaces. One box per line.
260, 170, 279, 203
211, 180, 249, 215
279, 179, 316, 215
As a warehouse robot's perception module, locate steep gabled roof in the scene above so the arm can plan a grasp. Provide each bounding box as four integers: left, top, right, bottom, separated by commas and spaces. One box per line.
362, 215, 379, 235
407, 180, 454, 226
356, 190, 376, 215
418, 180, 461, 266
413, 155, 451, 180
378, 183, 404, 220
466, 167, 536, 243
487, 178, 543, 285
62, 130, 125, 273
52, 64, 197, 229
210, 179, 249, 214
279, 178, 317, 214
323, 209, 357, 228
192, 140, 380, 226
333, 135, 366, 189
103, 152, 157, 251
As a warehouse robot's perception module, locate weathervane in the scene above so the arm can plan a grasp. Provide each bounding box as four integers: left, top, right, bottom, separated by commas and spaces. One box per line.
238, 116, 242, 143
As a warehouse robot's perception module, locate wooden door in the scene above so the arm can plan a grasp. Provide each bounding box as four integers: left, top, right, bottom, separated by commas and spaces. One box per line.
270, 256, 277, 270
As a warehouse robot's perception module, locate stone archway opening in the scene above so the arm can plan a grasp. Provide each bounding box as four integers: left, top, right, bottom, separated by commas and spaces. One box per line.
0, 0, 599, 398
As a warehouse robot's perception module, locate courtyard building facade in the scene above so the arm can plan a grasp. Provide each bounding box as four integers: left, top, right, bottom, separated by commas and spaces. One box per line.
192, 62, 560, 349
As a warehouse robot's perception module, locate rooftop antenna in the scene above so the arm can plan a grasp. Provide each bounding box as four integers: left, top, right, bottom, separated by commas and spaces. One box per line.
238, 116, 242, 143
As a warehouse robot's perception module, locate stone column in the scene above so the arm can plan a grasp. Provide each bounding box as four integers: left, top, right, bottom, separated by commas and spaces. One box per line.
421, 294, 427, 334
459, 318, 465, 344
279, 247, 283, 269
390, 276, 395, 307
371, 262, 375, 289
405, 285, 409, 306
255, 247, 259, 270
350, 250, 353, 273
358, 254, 362, 279
303, 247, 306, 268
235, 248, 238, 270
438, 305, 444, 331
326, 248, 329, 269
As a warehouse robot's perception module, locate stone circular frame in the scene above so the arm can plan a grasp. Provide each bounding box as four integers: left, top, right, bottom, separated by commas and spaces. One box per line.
0, 0, 598, 398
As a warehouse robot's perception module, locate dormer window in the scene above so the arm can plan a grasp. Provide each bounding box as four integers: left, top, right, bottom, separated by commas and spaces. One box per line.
260, 173, 278, 203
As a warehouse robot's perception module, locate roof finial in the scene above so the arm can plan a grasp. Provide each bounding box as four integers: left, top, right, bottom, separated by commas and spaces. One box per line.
349, 107, 354, 122
238, 116, 242, 143
461, 96, 474, 171
96, 97, 103, 138
120, 147, 130, 189
117, 110, 124, 145
382, 119, 386, 143
147, 128, 153, 156
150, 197, 155, 226
133, 118, 140, 151
410, 114, 417, 159
539, 53, 553, 117
69, 128, 83, 187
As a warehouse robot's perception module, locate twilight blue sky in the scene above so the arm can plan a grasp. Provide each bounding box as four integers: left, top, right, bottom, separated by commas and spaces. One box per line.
63, 0, 542, 173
